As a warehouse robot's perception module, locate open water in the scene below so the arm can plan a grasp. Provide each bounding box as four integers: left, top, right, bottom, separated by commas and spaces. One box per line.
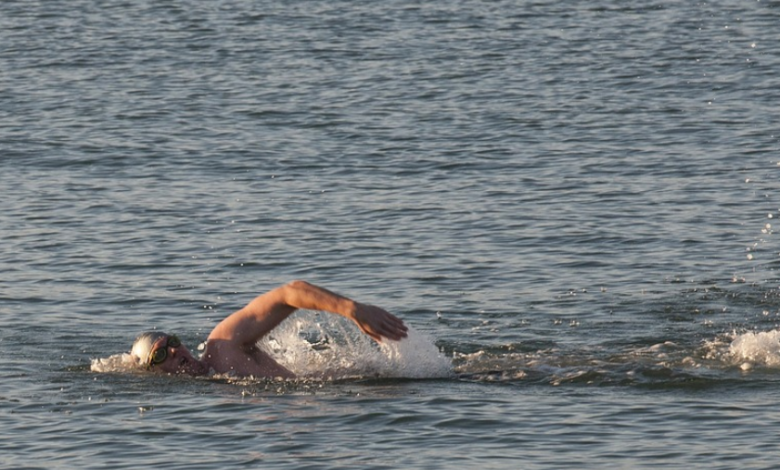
2, 0, 780, 468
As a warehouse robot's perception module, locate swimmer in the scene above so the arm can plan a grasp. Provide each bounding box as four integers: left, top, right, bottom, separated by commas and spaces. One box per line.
130, 280, 408, 378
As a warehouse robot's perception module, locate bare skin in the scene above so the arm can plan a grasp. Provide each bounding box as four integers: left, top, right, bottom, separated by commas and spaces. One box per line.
146, 280, 408, 378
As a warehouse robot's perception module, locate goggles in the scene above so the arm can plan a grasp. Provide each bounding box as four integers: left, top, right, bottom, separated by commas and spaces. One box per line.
146, 334, 181, 367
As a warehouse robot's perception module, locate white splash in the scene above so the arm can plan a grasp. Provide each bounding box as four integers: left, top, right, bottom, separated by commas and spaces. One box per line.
727, 329, 780, 369
259, 312, 452, 380
91, 352, 140, 373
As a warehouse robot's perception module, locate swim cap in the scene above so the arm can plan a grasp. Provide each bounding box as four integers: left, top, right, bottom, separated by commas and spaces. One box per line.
131, 331, 168, 366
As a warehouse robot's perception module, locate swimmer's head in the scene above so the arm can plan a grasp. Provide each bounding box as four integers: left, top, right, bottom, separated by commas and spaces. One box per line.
131, 331, 168, 367
130, 331, 208, 376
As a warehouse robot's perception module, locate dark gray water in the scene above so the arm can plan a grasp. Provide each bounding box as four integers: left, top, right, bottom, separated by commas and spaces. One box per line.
3, 1, 780, 468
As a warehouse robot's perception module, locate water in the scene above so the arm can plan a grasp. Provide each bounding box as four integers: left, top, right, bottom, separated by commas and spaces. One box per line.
2, 0, 780, 468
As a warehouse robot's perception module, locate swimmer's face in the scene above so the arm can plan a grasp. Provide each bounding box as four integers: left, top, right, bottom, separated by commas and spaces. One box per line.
147, 335, 208, 376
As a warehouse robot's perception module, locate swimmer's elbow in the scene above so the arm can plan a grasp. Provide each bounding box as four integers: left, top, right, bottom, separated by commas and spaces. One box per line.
283, 279, 313, 292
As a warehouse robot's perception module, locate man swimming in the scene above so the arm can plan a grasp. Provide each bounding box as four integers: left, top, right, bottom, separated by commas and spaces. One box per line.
130, 280, 408, 378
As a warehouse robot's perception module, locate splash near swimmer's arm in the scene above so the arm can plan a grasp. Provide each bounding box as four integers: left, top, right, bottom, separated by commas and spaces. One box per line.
207, 280, 407, 347
280, 280, 407, 342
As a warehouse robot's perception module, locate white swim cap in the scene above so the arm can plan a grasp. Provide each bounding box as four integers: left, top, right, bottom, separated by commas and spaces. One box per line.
131, 331, 168, 365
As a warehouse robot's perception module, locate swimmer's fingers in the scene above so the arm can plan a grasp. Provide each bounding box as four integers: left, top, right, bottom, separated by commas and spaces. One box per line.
351, 303, 408, 342
382, 315, 409, 341
372, 317, 408, 342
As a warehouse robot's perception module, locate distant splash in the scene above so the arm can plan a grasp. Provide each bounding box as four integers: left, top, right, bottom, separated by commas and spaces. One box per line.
722, 329, 780, 370
91, 312, 452, 380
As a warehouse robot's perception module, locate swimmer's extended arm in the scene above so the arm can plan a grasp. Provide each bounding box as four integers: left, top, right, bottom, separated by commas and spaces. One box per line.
207, 280, 408, 346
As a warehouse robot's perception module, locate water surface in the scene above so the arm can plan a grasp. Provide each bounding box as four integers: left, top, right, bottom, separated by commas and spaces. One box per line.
2, 0, 780, 468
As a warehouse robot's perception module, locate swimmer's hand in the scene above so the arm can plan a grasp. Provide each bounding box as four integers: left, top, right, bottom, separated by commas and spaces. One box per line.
350, 302, 409, 343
